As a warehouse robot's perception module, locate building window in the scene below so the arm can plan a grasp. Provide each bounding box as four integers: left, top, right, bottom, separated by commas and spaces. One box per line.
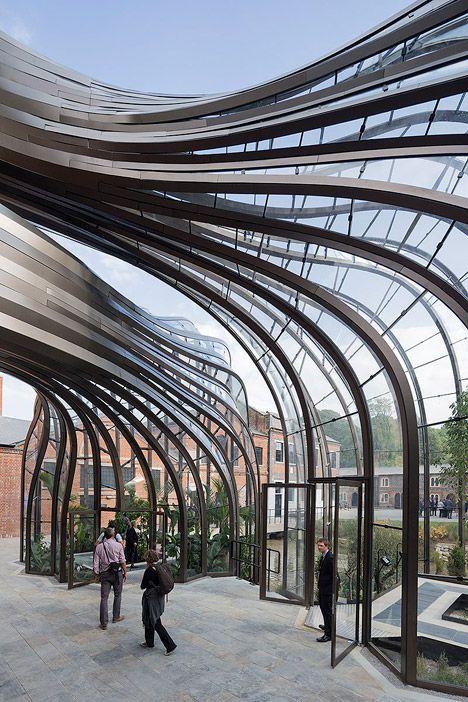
232, 443, 239, 467
330, 452, 337, 469
275, 441, 284, 463
79, 463, 94, 490
381, 477, 389, 487
151, 468, 161, 491
380, 493, 389, 503
217, 434, 227, 449
274, 484, 282, 518
100, 465, 134, 490
430, 477, 440, 487
255, 446, 263, 466
288, 442, 296, 465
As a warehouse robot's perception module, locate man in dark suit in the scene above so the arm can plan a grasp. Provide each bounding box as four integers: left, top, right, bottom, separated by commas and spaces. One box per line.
316, 537, 334, 642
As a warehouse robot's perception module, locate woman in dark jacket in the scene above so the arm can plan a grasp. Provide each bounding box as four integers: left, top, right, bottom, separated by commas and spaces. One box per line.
140, 549, 177, 655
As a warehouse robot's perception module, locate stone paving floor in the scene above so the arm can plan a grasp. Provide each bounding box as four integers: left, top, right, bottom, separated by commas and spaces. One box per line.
0, 538, 455, 702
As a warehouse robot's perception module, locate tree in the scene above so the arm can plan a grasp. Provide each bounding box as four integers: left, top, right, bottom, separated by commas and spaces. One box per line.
368, 398, 401, 467
423, 425, 447, 465
440, 390, 468, 548
317, 409, 359, 468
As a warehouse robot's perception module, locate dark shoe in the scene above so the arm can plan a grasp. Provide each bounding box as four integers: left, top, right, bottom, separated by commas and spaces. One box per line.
112, 616, 125, 623
164, 646, 177, 656
319, 624, 325, 630
140, 642, 154, 648
100, 624, 107, 630
316, 635, 331, 642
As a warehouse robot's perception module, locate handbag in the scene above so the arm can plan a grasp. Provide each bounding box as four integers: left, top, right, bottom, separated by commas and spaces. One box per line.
102, 539, 121, 574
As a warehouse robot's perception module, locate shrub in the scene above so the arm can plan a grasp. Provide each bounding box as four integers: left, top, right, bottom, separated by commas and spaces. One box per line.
437, 651, 449, 674
417, 653, 427, 677
429, 526, 448, 541
447, 544, 466, 577
431, 549, 445, 575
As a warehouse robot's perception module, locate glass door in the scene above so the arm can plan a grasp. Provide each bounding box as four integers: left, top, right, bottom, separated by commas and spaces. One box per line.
68, 510, 97, 589
260, 484, 308, 603
331, 480, 365, 666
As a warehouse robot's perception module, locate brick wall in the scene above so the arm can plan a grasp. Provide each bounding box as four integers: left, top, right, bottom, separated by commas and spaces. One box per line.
0, 446, 22, 537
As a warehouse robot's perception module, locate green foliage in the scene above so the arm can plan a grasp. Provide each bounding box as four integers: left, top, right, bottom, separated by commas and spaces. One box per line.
165, 532, 181, 576
124, 486, 149, 512
187, 532, 202, 576
417, 651, 468, 687
316, 409, 359, 468
39, 470, 55, 496
440, 390, 468, 519
447, 544, 466, 577
115, 487, 152, 560
205, 478, 230, 572
373, 524, 402, 594
430, 549, 445, 575
29, 535, 51, 573
318, 399, 411, 468
417, 653, 427, 677
239, 505, 255, 538
369, 398, 402, 467
425, 425, 448, 465
155, 482, 179, 537
73, 517, 94, 553
68, 495, 89, 512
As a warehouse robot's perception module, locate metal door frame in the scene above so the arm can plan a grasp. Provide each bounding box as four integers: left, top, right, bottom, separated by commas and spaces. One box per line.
331, 479, 365, 667
260, 478, 369, 613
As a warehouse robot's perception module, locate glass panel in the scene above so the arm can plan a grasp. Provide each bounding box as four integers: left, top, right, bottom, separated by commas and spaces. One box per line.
332, 482, 364, 665
370, 523, 403, 671
205, 472, 230, 574
417, 576, 468, 692
264, 485, 306, 602
69, 512, 95, 587
285, 486, 306, 600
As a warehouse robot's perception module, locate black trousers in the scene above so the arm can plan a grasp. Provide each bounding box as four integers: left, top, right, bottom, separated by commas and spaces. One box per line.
125, 543, 137, 566
145, 617, 176, 652
100, 570, 123, 626
319, 591, 332, 637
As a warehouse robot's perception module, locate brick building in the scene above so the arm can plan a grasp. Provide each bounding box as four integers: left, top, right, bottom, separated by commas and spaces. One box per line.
0, 416, 30, 537
374, 466, 454, 509
0, 380, 456, 539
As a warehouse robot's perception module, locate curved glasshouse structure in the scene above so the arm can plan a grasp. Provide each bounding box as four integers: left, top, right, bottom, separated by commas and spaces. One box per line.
0, 0, 467, 694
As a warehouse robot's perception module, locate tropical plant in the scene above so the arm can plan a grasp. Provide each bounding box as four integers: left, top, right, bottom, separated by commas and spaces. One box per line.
29, 535, 51, 573
73, 517, 94, 553
204, 478, 230, 571
39, 469, 55, 496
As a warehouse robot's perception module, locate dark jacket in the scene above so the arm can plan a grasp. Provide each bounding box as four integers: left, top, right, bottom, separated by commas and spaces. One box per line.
318, 550, 334, 595
141, 565, 165, 628
126, 526, 139, 548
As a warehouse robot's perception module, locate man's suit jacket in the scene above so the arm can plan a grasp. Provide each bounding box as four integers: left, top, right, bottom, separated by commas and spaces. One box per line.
318, 550, 334, 595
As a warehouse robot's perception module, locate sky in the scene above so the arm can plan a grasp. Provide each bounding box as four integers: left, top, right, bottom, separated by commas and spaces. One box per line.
0, 0, 413, 419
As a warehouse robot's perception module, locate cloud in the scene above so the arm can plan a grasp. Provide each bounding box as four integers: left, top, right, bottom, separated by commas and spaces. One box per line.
1, 374, 35, 420
99, 253, 139, 285
0, 8, 33, 45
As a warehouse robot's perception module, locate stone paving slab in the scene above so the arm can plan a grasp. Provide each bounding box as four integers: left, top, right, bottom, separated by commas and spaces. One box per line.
0, 538, 457, 702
